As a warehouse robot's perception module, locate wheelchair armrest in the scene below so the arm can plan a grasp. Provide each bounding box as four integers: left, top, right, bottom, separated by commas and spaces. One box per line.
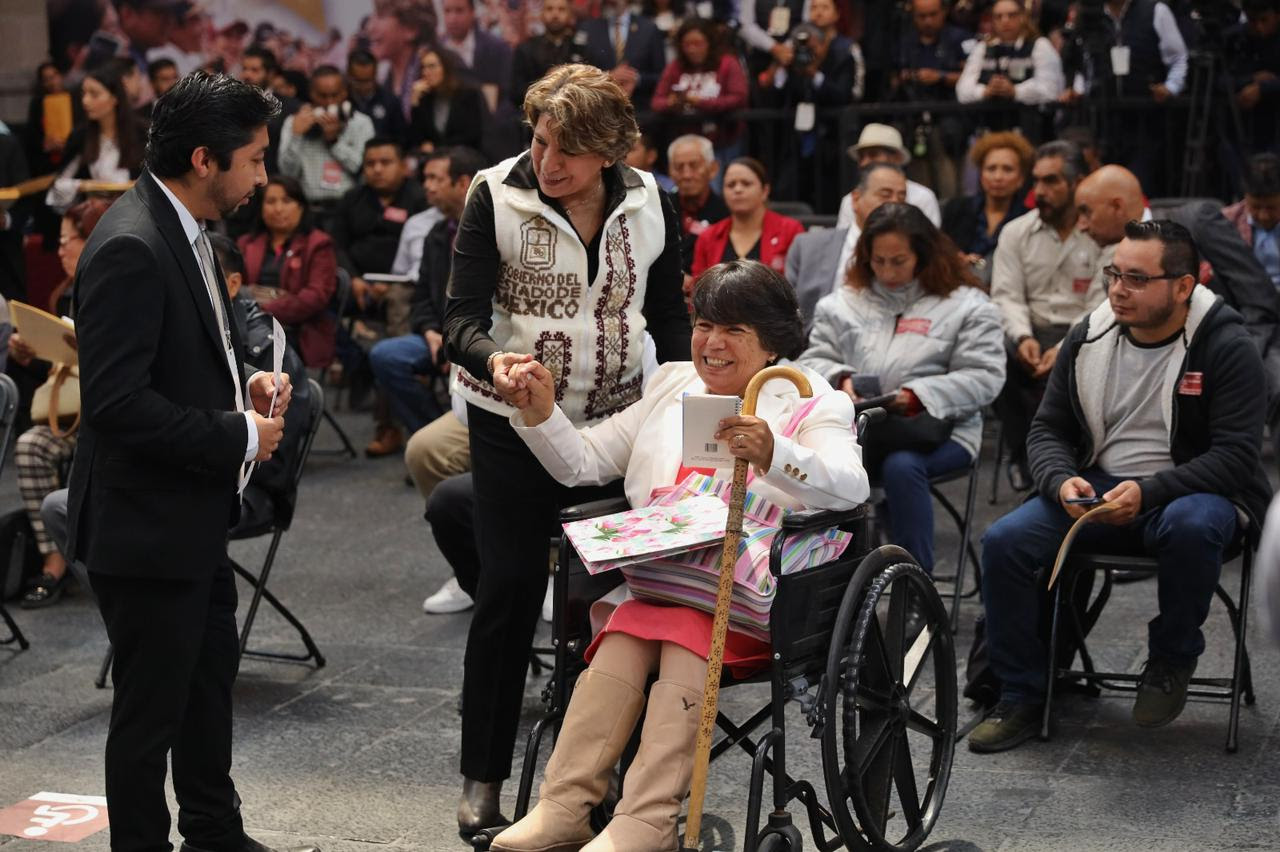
855, 406, 888, 434
559, 496, 632, 522
781, 504, 867, 533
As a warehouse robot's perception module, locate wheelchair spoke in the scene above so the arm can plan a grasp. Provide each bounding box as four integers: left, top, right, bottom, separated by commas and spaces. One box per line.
891, 732, 923, 831
903, 626, 937, 696
883, 579, 908, 685
852, 714, 894, 782
855, 683, 895, 713
905, 707, 944, 741
864, 615, 895, 692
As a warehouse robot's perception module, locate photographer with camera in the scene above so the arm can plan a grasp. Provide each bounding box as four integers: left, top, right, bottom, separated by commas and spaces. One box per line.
278, 65, 376, 208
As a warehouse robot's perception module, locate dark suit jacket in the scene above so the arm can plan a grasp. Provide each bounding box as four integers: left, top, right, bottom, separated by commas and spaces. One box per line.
407, 86, 488, 152
237, 228, 338, 368
68, 171, 252, 578
785, 226, 849, 337
410, 217, 456, 336
577, 14, 668, 105
452, 29, 515, 103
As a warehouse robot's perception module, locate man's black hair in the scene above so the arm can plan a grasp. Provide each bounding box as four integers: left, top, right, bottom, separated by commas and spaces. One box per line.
347, 48, 377, 67
364, 135, 404, 157
243, 45, 279, 72
311, 64, 343, 82
206, 231, 244, 278
1244, 152, 1280, 198
1035, 140, 1087, 183
145, 71, 281, 178
440, 146, 487, 182
1123, 219, 1200, 281
147, 57, 176, 83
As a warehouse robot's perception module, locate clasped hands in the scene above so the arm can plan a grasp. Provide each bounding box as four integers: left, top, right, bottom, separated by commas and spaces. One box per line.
493, 352, 775, 470
1016, 337, 1059, 379
248, 372, 292, 462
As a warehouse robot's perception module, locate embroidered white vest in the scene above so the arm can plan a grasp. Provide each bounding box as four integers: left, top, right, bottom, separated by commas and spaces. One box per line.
453, 155, 667, 424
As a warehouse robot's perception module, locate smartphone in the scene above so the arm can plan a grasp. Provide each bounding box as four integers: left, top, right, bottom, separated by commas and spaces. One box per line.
1065, 496, 1103, 506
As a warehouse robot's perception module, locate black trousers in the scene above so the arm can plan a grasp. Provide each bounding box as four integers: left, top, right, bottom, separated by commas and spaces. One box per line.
993, 325, 1066, 466
91, 561, 245, 852
461, 404, 621, 781
426, 472, 480, 597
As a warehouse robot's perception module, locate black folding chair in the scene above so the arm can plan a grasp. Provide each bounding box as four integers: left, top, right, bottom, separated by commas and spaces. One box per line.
313, 268, 358, 459
0, 373, 30, 651
233, 377, 327, 667
1041, 526, 1256, 753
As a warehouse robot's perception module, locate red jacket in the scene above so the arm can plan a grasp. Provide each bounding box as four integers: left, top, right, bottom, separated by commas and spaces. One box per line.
237, 228, 338, 368
690, 210, 806, 279
650, 55, 749, 148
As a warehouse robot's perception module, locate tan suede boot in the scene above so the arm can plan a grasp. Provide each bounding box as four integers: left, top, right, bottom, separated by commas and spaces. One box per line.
581, 680, 703, 852
491, 669, 647, 852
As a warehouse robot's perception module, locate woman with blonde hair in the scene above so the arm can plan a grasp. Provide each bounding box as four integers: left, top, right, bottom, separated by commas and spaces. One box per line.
445, 63, 690, 837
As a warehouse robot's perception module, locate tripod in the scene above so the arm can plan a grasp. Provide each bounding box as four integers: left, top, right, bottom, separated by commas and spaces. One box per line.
1180, 46, 1246, 198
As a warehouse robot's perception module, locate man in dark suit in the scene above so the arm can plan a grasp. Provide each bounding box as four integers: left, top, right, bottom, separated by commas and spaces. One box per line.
68, 71, 318, 852
0, 130, 30, 301
577, 0, 668, 106
441, 0, 515, 104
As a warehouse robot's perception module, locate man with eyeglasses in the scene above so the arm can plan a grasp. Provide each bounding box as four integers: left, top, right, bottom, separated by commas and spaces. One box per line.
970, 219, 1271, 753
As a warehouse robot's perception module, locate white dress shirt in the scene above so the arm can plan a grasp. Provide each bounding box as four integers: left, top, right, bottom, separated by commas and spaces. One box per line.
391, 206, 445, 278
833, 221, 862, 293
152, 174, 260, 463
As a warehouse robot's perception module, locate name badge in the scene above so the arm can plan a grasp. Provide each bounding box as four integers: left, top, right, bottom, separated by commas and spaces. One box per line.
896, 317, 932, 335
768, 6, 791, 37
1178, 372, 1203, 396
320, 159, 344, 189
1072, 277, 1092, 294
384, 206, 408, 224
1110, 45, 1131, 77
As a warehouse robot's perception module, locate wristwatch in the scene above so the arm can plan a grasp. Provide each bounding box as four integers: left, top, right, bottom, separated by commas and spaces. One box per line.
486, 350, 506, 378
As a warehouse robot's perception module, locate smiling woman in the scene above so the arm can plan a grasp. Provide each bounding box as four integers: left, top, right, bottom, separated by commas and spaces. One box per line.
442, 63, 691, 838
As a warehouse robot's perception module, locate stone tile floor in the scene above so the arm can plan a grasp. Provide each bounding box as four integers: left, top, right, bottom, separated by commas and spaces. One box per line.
2, 413, 1277, 851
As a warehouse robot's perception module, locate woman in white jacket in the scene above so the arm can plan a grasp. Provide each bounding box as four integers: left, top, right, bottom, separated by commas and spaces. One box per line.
800, 202, 1005, 576
490, 261, 869, 852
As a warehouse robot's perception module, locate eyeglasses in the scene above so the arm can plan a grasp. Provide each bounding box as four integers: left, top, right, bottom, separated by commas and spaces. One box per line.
1101, 265, 1180, 292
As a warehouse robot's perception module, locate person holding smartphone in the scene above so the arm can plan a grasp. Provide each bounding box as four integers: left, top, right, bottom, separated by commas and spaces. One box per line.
971, 220, 1272, 754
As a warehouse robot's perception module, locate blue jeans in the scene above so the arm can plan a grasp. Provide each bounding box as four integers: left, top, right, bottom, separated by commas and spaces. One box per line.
981, 470, 1237, 703
881, 440, 972, 575
369, 334, 445, 434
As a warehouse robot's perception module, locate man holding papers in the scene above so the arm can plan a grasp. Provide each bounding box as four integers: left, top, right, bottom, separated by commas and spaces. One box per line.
67, 73, 316, 852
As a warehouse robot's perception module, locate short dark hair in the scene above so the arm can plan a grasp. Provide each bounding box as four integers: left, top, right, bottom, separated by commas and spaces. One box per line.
1244, 152, 1280, 197
206, 231, 244, 278
147, 57, 176, 83
311, 64, 343, 83
364, 135, 404, 157
1035, 140, 1087, 183
277, 69, 309, 101
146, 72, 280, 178
856, 162, 904, 192
1123, 219, 1200, 281
691, 260, 805, 360
439, 146, 487, 182
243, 45, 278, 72
725, 156, 770, 187
347, 48, 376, 68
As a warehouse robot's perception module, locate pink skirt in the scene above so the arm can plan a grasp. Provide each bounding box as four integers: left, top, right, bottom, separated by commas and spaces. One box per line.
584, 599, 772, 679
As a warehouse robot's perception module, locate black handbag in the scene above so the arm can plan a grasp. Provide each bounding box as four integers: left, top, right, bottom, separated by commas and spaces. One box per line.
860, 412, 953, 475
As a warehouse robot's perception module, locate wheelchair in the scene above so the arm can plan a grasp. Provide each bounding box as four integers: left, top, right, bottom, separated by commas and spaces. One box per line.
473, 494, 958, 852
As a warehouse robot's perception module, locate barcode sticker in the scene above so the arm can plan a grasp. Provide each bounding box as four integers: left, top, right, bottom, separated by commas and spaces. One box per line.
704, 442, 718, 452
683, 393, 740, 467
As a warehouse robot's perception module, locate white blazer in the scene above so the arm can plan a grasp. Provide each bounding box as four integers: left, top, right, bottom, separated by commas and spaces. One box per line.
511, 361, 871, 511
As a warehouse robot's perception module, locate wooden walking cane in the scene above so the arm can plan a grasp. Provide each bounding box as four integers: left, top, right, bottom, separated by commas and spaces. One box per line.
682, 365, 812, 851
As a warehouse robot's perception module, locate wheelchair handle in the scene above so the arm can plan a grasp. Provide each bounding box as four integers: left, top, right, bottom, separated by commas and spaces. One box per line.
684, 365, 812, 850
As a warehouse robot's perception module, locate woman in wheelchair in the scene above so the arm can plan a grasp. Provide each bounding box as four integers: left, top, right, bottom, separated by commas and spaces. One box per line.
489, 260, 869, 852
799, 202, 1005, 576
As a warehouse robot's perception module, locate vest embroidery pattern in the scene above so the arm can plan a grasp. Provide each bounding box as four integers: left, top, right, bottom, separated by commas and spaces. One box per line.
586, 214, 642, 419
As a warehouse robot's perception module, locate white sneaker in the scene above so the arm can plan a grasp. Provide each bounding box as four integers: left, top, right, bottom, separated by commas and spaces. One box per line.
541, 575, 554, 623
422, 577, 473, 614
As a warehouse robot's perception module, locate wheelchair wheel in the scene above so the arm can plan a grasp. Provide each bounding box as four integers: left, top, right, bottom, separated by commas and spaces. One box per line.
820, 546, 957, 852
756, 825, 802, 852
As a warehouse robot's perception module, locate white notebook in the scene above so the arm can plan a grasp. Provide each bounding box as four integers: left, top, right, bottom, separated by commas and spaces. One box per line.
681, 393, 742, 467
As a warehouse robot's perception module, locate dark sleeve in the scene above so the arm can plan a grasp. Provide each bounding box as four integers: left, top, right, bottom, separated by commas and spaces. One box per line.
642, 191, 692, 363
1027, 325, 1086, 503
452, 88, 489, 150
510, 44, 535, 107
814, 49, 855, 106
1143, 330, 1267, 510
407, 99, 434, 150
444, 180, 502, 379
1188, 202, 1280, 356
76, 233, 246, 478
410, 229, 441, 335
639, 26, 668, 93
1, 136, 30, 232
329, 193, 357, 275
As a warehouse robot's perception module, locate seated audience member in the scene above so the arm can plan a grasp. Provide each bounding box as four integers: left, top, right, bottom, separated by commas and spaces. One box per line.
278, 65, 376, 206
45, 61, 146, 214
236, 174, 338, 371
990, 141, 1102, 490
1228, 0, 1280, 153
140, 58, 179, 120
489, 261, 868, 852
941, 131, 1033, 285
15, 199, 112, 608
1075, 166, 1280, 459
331, 137, 427, 456
786, 162, 908, 334
240, 46, 297, 177
440, 0, 515, 106
955, 0, 1064, 107
510, 0, 580, 107
407, 47, 488, 154
838, 123, 941, 228
1222, 152, 1280, 289
624, 130, 676, 193
389, 167, 446, 283
972, 220, 1271, 752
651, 17, 749, 170
24, 61, 71, 180
800, 202, 1005, 576
690, 158, 804, 287
370, 147, 485, 446
348, 48, 409, 140
892, 0, 972, 201
668, 134, 728, 273
1058, 124, 1103, 174
200, 234, 313, 534
578, 0, 669, 105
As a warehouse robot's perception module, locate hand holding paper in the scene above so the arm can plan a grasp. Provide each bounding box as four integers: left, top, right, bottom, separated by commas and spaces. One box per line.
248, 318, 291, 418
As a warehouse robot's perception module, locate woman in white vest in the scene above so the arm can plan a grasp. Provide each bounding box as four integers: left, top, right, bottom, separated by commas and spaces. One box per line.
444, 63, 690, 836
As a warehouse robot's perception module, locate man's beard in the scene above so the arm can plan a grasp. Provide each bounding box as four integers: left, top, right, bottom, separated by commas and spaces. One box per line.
1037, 200, 1072, 228
210, 174, 251, 219
1115, 293, 1177, 330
